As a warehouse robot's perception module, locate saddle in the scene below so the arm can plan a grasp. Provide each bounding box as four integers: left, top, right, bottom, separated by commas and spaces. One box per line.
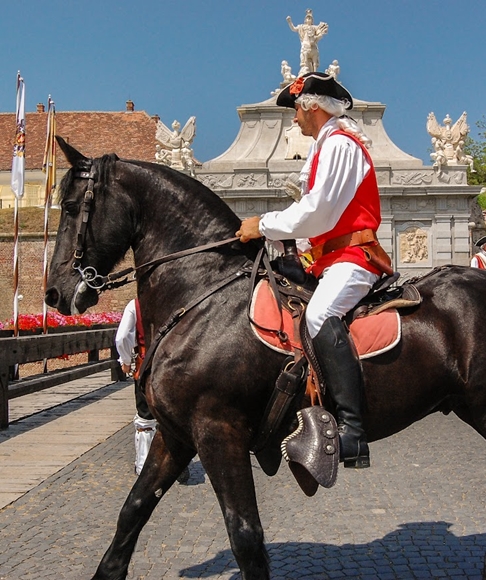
249, 244, 421, 496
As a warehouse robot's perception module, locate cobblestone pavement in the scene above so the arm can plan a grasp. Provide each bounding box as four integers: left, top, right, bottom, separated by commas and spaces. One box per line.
0, 403, 486, 579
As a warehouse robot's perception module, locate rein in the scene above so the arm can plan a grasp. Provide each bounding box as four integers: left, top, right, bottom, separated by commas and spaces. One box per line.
76, 236, 241, 293
71, 163, 240, 293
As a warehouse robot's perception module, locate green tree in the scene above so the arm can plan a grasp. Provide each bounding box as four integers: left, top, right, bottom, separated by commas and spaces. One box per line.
465, 116, 486, 187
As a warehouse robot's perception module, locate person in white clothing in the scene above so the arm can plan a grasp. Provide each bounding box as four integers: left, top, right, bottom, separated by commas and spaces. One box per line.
237, 72, 392, 468
471, 236, 486, 269
116, 299, 191, 482
116, 299, 157, 475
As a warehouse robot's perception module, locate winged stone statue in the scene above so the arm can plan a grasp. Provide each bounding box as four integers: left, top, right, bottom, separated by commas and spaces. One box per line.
426, 112, 471, 169
155, 116, 196, 171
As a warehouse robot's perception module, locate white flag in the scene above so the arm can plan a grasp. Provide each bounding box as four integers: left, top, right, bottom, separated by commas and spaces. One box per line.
11, 72, 25, 198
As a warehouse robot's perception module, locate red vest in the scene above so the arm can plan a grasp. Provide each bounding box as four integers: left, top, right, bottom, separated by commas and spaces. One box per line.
474, 253, 486, 269
134, 298, 145, 348
307, 130, 382, 278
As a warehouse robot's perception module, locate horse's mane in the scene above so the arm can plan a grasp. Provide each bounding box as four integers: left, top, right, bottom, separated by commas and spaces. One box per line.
58, 155, 240, 228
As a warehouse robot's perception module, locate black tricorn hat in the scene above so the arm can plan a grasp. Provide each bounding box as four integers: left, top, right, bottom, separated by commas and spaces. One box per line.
475, 235, 486, 247
276, 72, 353, 110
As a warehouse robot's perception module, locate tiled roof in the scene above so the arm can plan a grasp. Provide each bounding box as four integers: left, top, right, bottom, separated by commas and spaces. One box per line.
0, 107, 158, 171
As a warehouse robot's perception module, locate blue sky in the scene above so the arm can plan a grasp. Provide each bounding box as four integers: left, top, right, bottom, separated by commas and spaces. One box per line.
1, 0, 485, 165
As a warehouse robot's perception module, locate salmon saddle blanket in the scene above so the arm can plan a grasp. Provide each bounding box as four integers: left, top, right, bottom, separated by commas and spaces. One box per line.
250, 280, 401, 359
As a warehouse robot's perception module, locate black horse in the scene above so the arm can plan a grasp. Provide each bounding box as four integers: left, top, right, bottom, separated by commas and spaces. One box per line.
46, 137, 486, 580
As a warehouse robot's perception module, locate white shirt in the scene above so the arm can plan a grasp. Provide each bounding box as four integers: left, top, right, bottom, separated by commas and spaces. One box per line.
260, 117, 371, 241
115, 299, 137, 366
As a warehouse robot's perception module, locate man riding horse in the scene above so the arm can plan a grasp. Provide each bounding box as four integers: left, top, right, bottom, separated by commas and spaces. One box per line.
236, 72, 392, 468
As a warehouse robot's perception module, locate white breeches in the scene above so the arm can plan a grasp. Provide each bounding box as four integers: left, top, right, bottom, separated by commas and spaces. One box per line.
306, 262, 380, 338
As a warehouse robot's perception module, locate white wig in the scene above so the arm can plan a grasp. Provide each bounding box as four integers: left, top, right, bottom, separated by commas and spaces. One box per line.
295, 94, 372, 148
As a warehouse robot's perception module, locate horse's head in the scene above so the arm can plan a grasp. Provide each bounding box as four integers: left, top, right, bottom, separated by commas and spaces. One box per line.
45, 137, 133, 314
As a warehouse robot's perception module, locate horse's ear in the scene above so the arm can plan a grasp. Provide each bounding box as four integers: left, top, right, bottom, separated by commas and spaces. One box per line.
55, 136, 90, 167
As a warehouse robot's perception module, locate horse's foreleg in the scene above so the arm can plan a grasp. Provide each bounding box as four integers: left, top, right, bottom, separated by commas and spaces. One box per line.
91, 429, 194, 580
197, 423, 270, 580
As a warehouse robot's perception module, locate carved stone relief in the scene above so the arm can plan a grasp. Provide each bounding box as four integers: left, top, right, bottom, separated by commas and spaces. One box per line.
198, 174, 235, 190
416, 199, 436, 211
232, 200, 269, 216
235, 173, 266, 188
268, 175, 289, 188
375, 171, 390, 186
392, 200, 411, 212
391, 172, 433, 186
399, 226, 429, 264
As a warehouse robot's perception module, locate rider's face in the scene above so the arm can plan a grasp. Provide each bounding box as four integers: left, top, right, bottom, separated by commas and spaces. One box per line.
294, 104, 332, 139
294, 104, 313, 137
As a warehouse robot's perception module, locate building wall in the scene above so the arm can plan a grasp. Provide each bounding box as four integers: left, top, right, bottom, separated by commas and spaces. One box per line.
0, 234, 135, 323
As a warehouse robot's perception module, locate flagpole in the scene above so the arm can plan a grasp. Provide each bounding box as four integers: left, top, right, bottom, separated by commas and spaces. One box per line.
42, 96, 56, 343
11, 72, 25, 340
13, 198, 20, 337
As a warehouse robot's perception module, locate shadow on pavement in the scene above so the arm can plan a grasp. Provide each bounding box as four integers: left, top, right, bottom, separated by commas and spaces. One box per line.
180, 521, 486, 579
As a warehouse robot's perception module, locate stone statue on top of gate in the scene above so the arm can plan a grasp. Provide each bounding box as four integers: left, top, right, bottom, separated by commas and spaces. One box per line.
155, 116, 196, 173
286, 9, 329, 76
427, 111, 475, 174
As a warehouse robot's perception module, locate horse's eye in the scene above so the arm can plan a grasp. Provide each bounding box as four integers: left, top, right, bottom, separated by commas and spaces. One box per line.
63, 201, 79, 216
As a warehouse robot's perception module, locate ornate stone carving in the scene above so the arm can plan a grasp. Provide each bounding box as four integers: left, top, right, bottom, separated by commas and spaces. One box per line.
391, 172, 433, 186
399, 227, 429, 264
427, 112, 475, 174
375, 171, 390, 186
393, 200, 411, 211
325, 59, 340, 80
198, 174, 234, 190
435, 170, 468, 185
238, 174, 257, 187
236, 173, 266, 188
267, 176, 286, 188
155, 117, 196, 172
281, 60, 296, 85
286, 9, 328, 76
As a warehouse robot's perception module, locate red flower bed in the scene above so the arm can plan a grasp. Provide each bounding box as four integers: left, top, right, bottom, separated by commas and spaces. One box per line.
0, 312, 122, 331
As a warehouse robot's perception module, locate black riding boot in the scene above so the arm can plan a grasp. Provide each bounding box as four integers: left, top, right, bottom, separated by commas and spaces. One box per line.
312, 316, 370, 468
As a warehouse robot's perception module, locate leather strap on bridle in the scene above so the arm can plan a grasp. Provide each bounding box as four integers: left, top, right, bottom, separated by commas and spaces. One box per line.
73, 167, 96, 268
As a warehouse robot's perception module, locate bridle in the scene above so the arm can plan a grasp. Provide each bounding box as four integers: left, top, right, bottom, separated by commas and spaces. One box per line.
70, 162, 240, 294
71, 166, 103, 288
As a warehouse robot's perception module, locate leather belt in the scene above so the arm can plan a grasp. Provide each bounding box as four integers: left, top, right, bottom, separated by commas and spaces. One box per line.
310, 228, 377, 261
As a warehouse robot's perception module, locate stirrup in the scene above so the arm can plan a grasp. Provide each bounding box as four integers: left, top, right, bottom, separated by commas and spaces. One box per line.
281, 406, 339, 494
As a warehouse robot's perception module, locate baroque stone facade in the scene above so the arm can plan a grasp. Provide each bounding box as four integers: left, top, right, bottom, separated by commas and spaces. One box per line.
198, 94, 481, 278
